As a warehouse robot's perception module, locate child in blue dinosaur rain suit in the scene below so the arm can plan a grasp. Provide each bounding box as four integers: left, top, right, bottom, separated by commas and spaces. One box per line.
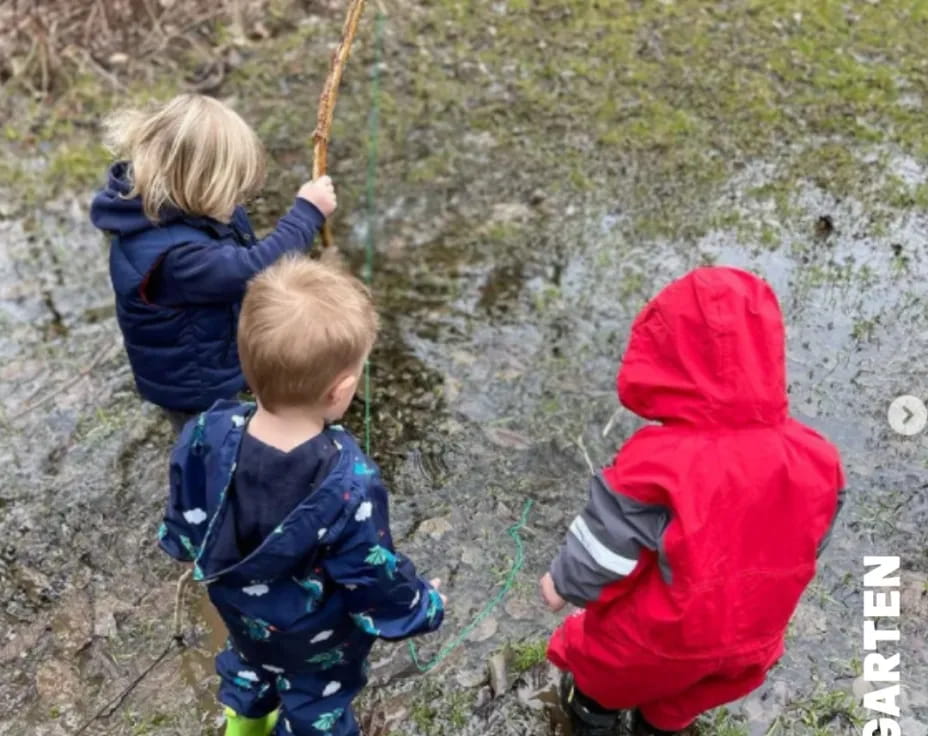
158, 255, 445, 736
90, 94, 337, 432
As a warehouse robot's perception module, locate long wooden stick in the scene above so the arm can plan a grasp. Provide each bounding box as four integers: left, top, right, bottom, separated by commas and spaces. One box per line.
313, 0, 368, 248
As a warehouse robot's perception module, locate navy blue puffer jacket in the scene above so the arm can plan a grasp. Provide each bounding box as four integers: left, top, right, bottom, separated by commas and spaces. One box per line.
90, 162, 325, 411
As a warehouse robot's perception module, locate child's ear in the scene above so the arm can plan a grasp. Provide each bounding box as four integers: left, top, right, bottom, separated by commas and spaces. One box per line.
330, 372, 359, 405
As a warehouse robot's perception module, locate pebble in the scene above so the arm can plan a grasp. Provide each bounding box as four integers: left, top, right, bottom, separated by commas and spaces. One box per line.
467, 615, 498, 643
504, 596, 536, 621
94, 610, 118, 640
418, 516, 452, 539
456, 667, 488, 689
484, 426, 533, 450
461, 546, 482, 566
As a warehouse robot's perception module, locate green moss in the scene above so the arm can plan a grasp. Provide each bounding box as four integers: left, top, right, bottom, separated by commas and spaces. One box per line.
6, 0, 926, 237
47, 142, 110, 191
392, 0, 928, 237
129, 712, 171, 735
410, 700, 436, 733
766, 688, 865, 736
851, 317, 879, 343
447, 690, 470, 730
409, 154, 454, 185
510, 638, 548, 673
697, 707, 749, 736
0, 68, 184, 209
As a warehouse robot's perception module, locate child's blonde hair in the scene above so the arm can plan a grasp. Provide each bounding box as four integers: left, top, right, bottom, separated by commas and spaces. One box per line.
239, 256, 379, 410
103, 93, 266, 223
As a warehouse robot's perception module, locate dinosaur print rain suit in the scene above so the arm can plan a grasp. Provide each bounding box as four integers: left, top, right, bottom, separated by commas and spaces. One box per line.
160, 402, 444, 735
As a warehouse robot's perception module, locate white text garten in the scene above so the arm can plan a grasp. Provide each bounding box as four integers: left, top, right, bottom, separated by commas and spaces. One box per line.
862, 556, 902, 736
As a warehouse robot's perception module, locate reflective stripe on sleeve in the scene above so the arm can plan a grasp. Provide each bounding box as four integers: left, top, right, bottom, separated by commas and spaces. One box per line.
568, 516, 638, 576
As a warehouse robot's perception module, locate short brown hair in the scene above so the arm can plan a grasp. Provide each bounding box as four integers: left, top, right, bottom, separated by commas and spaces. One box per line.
103, 93, 266, 223
238, 256, 379, 410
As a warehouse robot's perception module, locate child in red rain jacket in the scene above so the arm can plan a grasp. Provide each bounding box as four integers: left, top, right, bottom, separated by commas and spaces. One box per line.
540, 267, 844, 736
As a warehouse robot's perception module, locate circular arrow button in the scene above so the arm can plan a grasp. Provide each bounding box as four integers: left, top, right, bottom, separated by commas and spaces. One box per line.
888, 395, 928, 436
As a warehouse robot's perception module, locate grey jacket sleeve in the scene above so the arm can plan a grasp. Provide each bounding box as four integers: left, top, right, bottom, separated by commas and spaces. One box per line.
549, 473, 671, 607
816, 488, 846, 558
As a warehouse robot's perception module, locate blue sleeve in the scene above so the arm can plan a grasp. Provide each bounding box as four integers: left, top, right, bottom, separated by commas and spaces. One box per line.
157, 198, 325, 305
158, 416, 207, 562
322, 491, 444, 641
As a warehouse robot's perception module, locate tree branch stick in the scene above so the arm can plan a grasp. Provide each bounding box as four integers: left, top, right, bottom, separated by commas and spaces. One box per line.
313, 0, 367, 248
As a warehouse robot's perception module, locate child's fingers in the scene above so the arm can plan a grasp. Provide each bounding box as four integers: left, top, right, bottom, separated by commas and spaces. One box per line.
428, 578, 447, 605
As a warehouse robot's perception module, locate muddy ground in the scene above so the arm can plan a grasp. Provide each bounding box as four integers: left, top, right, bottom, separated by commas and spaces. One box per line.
1, 1, 926, 734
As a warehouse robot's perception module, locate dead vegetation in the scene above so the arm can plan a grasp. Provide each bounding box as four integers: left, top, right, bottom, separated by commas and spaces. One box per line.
0, 0, 314, 97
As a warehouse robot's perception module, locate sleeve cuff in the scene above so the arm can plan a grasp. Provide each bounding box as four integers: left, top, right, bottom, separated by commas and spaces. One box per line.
550, 556, 586, 608
291, 197, 326, 229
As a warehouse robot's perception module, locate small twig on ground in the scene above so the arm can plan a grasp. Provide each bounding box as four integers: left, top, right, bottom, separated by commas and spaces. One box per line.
574, 434, 595, 475
1, 0, 236, 94
173, 567, 193, 642
602, 406, 622, 438
313, 0, 368, 248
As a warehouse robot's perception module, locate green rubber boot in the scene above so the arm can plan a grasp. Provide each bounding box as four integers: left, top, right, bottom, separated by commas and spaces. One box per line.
224, 707, 279, 736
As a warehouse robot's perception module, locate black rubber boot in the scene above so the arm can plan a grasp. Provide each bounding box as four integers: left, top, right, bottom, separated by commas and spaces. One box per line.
631, 709, 682, 736
560, 674, 620, 736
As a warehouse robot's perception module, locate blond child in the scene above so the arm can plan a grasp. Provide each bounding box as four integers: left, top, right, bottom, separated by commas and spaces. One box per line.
90, 94, 336, 430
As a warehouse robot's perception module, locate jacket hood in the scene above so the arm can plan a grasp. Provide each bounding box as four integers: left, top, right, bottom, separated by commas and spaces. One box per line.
91, 161, 246, 240
190, 405, 361, 585
617, 267, 788, 427
90, 161, 192, 236
90, 161, 156, 236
